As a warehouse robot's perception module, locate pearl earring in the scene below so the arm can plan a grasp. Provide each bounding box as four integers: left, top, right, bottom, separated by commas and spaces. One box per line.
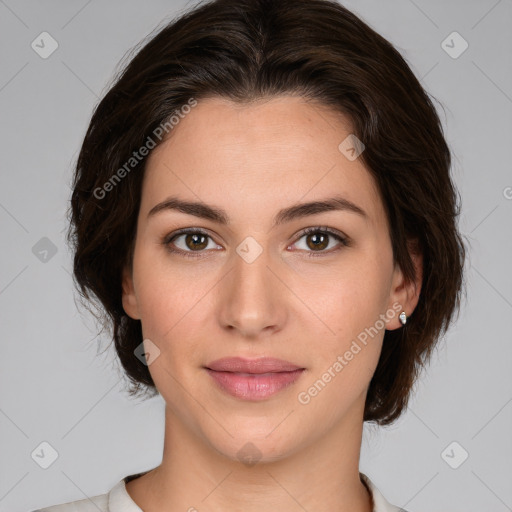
399, 311, 407, 325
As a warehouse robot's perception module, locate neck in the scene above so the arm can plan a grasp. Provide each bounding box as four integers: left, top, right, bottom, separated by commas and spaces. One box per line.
126, 397, 372, 512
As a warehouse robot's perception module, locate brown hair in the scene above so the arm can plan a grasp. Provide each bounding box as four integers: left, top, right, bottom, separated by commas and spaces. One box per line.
67, 0, 466, 425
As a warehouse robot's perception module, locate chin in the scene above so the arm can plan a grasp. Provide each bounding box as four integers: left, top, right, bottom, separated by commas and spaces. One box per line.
200, 418, 305, 467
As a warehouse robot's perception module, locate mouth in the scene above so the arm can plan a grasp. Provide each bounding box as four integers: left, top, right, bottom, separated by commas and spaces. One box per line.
204, 357, 306, 401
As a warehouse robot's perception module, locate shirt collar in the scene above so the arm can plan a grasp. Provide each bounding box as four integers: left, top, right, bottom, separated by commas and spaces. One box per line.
360, 472, 406, 512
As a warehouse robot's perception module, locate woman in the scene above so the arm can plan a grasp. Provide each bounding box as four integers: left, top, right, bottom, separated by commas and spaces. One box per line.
36, 0, 466, 510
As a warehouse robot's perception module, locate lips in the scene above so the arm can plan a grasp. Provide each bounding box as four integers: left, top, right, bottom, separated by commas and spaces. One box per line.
205, 357, 303, 373
204, 357, 305, 400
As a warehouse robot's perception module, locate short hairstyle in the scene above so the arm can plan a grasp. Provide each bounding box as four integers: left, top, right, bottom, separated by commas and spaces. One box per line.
67, 0, 466, 425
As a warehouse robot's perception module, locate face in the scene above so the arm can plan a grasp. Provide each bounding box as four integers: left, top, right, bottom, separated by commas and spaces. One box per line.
122, 95, 421, 463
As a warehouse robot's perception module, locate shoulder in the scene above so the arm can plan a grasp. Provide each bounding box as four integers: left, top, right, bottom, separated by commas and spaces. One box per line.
31, 475, 144, 512
31, 487, 110, 512
32, 496, 108, 512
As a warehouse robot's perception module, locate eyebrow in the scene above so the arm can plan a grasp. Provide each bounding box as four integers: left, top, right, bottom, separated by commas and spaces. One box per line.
147, 195, 367, 227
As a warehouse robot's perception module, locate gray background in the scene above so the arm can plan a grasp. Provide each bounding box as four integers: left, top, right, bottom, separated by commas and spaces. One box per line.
0, 1, 511, 511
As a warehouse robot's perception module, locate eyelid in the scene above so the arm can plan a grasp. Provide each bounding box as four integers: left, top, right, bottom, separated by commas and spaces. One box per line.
287, 225, 349, 255
291, 225, 348, 244
164, 226, 215, 241
162, 227, 221, 258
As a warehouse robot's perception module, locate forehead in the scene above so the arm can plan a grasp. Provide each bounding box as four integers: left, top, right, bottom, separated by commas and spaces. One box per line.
142, 95, 384, 227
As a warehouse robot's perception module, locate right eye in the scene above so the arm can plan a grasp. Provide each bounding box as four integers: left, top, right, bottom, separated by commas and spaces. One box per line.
162, 228, 223, 258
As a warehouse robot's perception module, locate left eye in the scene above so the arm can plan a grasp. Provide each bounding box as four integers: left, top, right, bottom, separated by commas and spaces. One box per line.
290, 228, 348, 254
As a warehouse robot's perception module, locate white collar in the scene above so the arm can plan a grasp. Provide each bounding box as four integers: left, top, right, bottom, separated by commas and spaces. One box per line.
360, 472, 407, 511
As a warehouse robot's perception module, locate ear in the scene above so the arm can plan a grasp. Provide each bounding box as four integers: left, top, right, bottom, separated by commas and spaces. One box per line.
122, 265, 141, 320
386, 240, 423, 330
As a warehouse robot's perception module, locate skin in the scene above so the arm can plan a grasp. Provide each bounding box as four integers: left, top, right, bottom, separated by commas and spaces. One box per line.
121, 95, 422, 512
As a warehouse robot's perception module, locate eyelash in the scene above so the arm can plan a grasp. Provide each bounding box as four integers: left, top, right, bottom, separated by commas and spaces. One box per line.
162, 226, 349, 259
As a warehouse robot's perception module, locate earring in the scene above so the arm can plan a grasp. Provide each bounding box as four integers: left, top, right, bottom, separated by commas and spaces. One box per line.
399, 311, 407, 325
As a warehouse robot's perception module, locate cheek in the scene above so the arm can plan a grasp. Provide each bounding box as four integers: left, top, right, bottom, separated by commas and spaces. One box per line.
295, 260, 391, 405
132, 245, 205, 330
136, 280, 204, 353
311, 258, 391, 346
131, 249, 217, 374
296, 270, 388, 412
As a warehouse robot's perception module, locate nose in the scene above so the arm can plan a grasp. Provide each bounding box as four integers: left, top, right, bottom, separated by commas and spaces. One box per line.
217, 240, 288, 339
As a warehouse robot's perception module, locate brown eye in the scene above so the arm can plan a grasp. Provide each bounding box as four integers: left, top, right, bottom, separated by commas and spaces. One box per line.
305, 232, 329, 251
291, 227, 348, 256
184, 233, 208, 251
163, 229, 222, 258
